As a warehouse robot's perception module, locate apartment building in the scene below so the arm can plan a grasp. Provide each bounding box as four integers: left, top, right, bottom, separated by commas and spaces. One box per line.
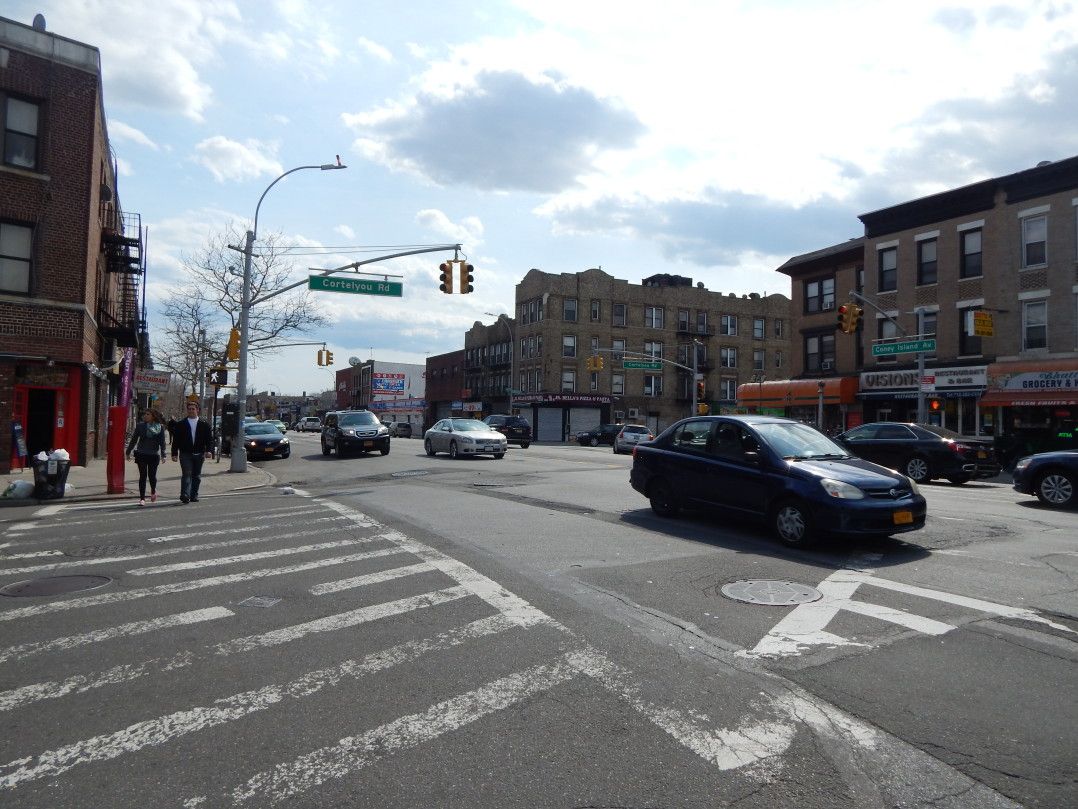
424, 349, 465, 427
1, 16, 144, 473
333, 360, 426, 430
502, 267, 790, 441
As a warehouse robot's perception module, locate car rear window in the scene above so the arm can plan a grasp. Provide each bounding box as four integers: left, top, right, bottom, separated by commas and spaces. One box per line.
623, 426, 649, 434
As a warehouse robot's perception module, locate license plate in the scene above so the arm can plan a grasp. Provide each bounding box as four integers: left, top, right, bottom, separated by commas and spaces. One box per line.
977, 451, 987, 458
265, 447, 275, 453
363, 440, 373, 447
893, 510, 913, 525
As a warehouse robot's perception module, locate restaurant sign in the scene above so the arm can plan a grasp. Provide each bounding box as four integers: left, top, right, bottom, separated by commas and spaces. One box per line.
511, 393, 613, 405
861, 366, 987, 391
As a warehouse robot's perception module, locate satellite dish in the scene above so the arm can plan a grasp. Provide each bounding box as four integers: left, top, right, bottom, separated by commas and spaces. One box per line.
348, 356, 361, 367
32, 14, 46, 31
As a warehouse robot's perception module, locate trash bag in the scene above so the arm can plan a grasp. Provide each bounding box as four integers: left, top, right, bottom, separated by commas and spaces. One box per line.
2, 480, 35, 499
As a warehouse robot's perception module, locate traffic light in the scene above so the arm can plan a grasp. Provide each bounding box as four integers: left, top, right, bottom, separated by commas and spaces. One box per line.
325, 350, 334, 366
438, 262, 453, 294
837, 303, 853, 333
226, 327, 240, 361
586, 355, 604, 371
849, 304, 862, 331
459, 262, 474, 294
696, 380, 705, 401
930, 399, 941, 411
697, 403, 710, 415
595, 354, 604, 370
317, 349, 325, 366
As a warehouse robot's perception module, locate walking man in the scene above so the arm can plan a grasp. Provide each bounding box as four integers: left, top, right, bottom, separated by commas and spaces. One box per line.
171, 401, 213, 503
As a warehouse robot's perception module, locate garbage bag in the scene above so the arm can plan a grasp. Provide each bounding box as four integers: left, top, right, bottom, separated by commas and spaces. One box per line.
2, 480, 35, 499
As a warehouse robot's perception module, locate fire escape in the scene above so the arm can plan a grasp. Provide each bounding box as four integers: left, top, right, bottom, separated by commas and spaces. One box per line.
99, 210, 144, 348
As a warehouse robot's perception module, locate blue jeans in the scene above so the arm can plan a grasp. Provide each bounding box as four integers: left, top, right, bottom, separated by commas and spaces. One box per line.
177, 452, 205, 500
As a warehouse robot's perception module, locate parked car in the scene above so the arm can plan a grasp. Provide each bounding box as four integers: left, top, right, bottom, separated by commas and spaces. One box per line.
576, 424, 622, 446
296, 416, 322, 432
387, 421, 413, 438
321, 410, 390, 457
833, 422, 1000, 484
425, 418, 507, 459
1012, 450, 1078, 508
613, 424, 654, 454
630, 415, 927, 547
241, 423, 291, 459
265, 419, 288, 433
482, 414, 531, 447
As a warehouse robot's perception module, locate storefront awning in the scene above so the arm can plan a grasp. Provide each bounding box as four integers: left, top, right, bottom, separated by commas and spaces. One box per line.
859, 389, 984, 400
978, 392, 1078, 408
737, 377, 858, 407
982, 359, 1078, 408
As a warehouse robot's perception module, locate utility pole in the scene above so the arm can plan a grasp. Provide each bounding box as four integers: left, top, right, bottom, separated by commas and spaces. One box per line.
197, 327, 207, 404
916, 307, 927, 424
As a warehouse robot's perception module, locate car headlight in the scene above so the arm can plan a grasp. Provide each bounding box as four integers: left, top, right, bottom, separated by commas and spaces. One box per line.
377, 427, 389, 436
280, 438, 289, 444
820, 478, 865, 499
1014, 456, 1032, 472
460, 436, 475, 444
343, 428, 356, 436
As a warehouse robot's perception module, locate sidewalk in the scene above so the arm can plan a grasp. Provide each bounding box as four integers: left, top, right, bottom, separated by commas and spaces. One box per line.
0, 454, 275, 508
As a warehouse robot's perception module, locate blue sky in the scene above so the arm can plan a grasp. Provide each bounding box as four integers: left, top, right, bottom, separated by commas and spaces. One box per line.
10, 0, 1078, 394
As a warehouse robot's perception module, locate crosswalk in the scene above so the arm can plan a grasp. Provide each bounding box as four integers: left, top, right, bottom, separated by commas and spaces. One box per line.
0, 492, 1020, 807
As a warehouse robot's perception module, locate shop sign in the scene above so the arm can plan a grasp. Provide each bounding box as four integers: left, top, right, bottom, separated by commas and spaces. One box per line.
134, 370, 171, 392
372, 373, 406, 394
861, 366, 987, 391
970, 310, 994, 337
462, 401, 484, 412
511, 393, 613, 405
990, 369, 1078, 391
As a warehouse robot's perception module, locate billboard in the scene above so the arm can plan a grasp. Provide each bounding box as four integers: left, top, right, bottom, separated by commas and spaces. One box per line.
371, 372, 406, 395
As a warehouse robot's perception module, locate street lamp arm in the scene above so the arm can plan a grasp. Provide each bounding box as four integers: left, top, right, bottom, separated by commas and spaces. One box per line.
253, 162, 346, 237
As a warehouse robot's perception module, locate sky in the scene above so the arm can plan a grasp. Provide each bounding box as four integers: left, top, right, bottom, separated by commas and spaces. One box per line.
10, 0, 1078, 395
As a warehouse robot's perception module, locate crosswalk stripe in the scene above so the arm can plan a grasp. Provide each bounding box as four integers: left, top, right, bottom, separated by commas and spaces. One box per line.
309, 563, 435, 595
0, 544, 406, 623
126, 538, 381, 576
0, 614, 524, 789
0, 607, 234, 665
146, 515, 350, 544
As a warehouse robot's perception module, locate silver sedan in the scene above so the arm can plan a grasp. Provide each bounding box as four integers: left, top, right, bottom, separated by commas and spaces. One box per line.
424, 418, 508, 459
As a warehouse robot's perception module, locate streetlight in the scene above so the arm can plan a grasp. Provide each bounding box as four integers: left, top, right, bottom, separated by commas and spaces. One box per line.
230, 158, 347, 472
484, 312, 514, 414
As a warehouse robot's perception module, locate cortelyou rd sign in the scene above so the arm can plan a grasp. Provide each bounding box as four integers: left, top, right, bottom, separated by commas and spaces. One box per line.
308, 276, 403, 297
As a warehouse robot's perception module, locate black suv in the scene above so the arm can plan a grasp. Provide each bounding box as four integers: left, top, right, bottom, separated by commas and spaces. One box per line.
321, 410, 390, 457
482, 414, 531, 448
576, 424, 622, 446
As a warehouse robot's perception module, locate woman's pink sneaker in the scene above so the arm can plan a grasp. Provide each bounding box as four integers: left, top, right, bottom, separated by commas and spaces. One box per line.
139, 499, 146, 506
150, 493, 157, 503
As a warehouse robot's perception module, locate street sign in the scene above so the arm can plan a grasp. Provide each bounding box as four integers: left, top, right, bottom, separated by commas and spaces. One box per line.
308, 276, 403, 297
920, 374, 936, 392
871, 338, 936, 357
623, 360, 663, 370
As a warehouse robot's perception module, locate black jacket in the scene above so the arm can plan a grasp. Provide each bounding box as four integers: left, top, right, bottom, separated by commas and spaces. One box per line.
126, 422, 167, 458
171, 418, 213, 457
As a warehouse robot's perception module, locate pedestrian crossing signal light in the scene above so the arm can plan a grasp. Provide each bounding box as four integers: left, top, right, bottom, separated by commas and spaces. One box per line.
325, 350, 334, 366
930, 399, 941, 411
317, 349, 325, 366
439, 262, 453, 294
459, 262, 474, 294
226, 327, 240, 361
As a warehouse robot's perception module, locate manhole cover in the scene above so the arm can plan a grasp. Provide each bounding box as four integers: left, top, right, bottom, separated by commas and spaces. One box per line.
720, 580, 822, 606
1, 575, 113, 598
64, 544, 142, 558
391, 470, 430, 478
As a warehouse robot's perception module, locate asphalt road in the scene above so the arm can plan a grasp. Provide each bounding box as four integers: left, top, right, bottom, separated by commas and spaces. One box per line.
0, 433, 1074, 807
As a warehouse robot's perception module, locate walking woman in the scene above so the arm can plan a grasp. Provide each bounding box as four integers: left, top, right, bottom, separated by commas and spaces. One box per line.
126, 409, 167, 505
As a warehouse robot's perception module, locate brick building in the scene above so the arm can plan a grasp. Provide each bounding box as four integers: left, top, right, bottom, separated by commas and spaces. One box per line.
1, 16, 144, 474
333, 360, 426, 430
424, 349, 465, 427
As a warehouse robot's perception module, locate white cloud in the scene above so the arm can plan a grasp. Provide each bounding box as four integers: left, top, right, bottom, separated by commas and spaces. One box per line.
193, 137, 284, 183
334, 224, 356, 240
108, 120, 160, 150
357, 36, 393, 62
415, 210, 484, 245
115, 157, 134, 177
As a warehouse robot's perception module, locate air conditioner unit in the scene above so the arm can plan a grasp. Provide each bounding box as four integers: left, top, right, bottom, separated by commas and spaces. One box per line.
822, 301, 835, 311
614, 410, 625, 420
821, 360, 834, 370
627, 408, 640, 419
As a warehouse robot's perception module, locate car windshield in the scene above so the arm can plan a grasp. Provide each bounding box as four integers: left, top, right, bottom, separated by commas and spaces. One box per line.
245, 424, 279, 435
339, 413, 378, 426
450, 419, 489, 431
754, 422, 848, 460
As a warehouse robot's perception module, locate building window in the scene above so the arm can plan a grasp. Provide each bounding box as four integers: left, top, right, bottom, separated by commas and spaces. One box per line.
753, 349, 765, 370
917, 239, 937, 285
1022, 216, 1047, 268
589, 371, 598, 391
590, 336, 599, 355
612, 373, 624, 395
958, 307, 982, 356
643, 374, 663, 396
1023, 300, 1047, 350
921, 311, 938, 359
563, 298, 578, 322
3, 97, 40, 170
878, 247, 897, 292
720, 346, 737, 368
613, 303, 627, 326
643, 341, 662, 359
590, 299, 601, 321
696, 311, 708, 334
561, 369, 576, 393
960, 229, 982, 278
753, 317, 765, 339
774, 350, 783, 368
645, 306, 664, 329
721, 377, 737, 401
720, 314, 738, 336
804, 277, 835, 313
774, 318, 784, 338
562, 335, 576, 358
677, 308, 690, 332
876, 319, 899, 364
0, 222, 32, 293
612, 338, 625, 360
805, 333, 836, 372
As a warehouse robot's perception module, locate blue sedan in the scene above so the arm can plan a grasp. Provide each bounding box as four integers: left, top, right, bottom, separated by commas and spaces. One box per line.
1012, 450, 1078, 508
630, 415, 927, 547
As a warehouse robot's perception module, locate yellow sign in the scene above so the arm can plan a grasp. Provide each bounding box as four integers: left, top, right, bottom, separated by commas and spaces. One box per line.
972, 310, 994, 337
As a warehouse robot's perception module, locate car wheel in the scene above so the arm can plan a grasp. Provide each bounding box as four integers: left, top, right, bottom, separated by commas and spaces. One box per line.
904, 455, 931, 483
589, 437, 598, 447
380, 446, 390, 456
425, 438, 436, 457
613, 444, 620, 454
520, 442, 530, 449
947, 475, 971, 485
334, 441, 346, 458
648, 479, 680, 517
1035, 469, 1075, 507
772, 499, 815, 547
280, 449, 290, 459
494, 452, 505, 459
449, 441, 459, 459
321, 440, 331, 456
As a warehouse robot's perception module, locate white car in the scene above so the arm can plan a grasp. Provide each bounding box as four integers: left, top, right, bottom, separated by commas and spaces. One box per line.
296, 417, 322, 432
613, 424, 654, 454
424, 418, 507, 459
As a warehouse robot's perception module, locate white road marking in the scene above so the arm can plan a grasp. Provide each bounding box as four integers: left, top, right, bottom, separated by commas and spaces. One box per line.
146, 515, 348, 544
0, 607, 234, 665
838, 599, 954, 635
0, 549, 66, 561
126, 537, 381, 576
310, 563, 435, 595
4, 523, 38, 533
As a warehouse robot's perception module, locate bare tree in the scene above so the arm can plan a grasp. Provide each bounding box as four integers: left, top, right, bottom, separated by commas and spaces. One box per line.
153, 221, 329, 388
